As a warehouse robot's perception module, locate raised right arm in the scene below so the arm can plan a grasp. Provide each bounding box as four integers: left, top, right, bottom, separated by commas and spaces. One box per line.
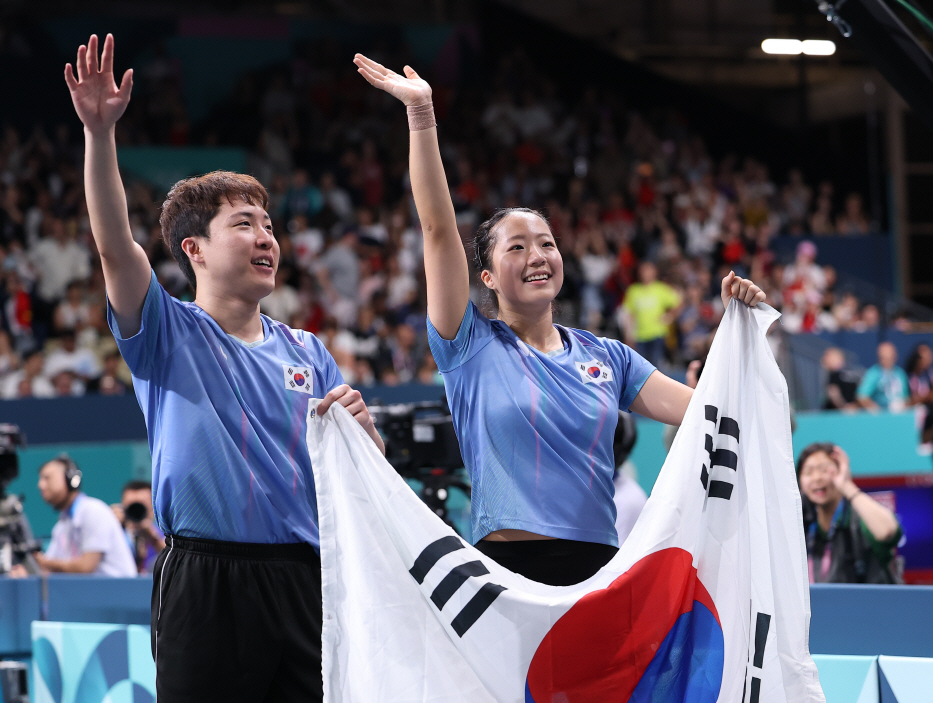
65, 34, 150, 337
354, 54, 469, 340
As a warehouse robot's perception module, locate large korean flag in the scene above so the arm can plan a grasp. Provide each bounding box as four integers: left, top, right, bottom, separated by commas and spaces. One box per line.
306, 301, 825, 702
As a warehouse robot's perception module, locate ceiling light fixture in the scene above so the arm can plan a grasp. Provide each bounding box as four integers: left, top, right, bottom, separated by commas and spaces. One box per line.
761, 39, 837, 56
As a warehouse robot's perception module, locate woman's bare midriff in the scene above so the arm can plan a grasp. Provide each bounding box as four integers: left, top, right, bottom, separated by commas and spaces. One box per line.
481, 529, 557, 542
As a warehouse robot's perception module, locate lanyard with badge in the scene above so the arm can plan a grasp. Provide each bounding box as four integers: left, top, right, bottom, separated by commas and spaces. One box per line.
807, 500, 845, 583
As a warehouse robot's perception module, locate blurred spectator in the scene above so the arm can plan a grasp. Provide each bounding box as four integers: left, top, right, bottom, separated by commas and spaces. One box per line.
809, 182, 835, 235
113, 480, 165, 575
50, 368, 83, 397
576, 227, 615, 329
261, 265, 301, 324
821, 347, 861, 411
318, 231, 360, 323
29, 216, 91, 309
0, 329, 20, 377
44, 330, 101, 382
319, 171, 354, 224
905, 343, 933, 447
0, 348, 52, 398
25, 456, 137, 577
857, 341, 909, 411
797, 443, 901, 583
619, 261, 681, 367
852, 304, 881, 332
835, 193, 871, 235
3, 271, 35, 353
677, 284, 717, 360
782, 169, 812, 234
85, 350, 129, 395
53, 281, 93, 335
281, 168, 323, 223
390, 323, 420, 384
782, 241, 825, 308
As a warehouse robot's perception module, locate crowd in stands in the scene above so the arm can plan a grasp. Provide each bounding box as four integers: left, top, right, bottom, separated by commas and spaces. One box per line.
822, 340, 933, 448
0, 38, 898, 398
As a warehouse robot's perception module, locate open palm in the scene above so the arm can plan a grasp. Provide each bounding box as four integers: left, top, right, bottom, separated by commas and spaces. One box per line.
64, 33, 133, 135
354, 54, 431, 107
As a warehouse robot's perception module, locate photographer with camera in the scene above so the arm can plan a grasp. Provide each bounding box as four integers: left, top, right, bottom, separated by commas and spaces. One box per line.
15, 455, 136, 577
113, 480, 164, 574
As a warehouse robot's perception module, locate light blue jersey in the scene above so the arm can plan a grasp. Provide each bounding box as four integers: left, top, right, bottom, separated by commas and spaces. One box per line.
428, 302, 655, 547
109, 271, 343, 547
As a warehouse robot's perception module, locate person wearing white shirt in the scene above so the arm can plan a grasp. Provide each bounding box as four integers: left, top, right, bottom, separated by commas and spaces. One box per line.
44, 331, 101, 381
28, 217, 92, 303
260, 265, 302, 323
32, 455, 137, 577
0, 349, 54, 399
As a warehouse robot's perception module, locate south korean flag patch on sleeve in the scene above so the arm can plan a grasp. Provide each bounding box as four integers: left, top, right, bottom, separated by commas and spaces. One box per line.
577, 359, 613, 385
283, 364, 314, 395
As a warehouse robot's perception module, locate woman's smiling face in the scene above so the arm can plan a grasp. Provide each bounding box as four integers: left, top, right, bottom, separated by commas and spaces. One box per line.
798, 450, 841, 507
482, 211, 563, 313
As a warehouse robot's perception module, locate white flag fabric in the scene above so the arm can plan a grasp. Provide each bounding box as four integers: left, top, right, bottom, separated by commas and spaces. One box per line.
306, 301, 825, 702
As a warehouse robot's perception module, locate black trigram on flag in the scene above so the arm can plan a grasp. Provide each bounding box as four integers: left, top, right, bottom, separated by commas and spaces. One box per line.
409, 536, 507, 637
700, 404, 740, 500
742, 610, 772, 703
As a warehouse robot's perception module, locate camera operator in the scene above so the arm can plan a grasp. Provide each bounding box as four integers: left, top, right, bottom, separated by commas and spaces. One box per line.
14, 455, 136, 577
112, 480, 164, 574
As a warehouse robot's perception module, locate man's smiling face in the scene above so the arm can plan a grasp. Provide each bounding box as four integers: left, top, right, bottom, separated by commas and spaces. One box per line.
186, 198, 280, 303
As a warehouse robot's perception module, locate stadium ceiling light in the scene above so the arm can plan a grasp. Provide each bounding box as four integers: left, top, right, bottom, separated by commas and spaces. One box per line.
802, 39, 836, 56
761, 38, 837, 56
762, 39, 803, 55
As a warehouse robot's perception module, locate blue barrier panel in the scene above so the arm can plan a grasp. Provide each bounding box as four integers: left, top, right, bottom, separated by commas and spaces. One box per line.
31, 621, 154, 703
0, 578, 40, 656
878, 656, 933, 702
812, 655, 879, 703
45, 576, 152, 627
0, 395, 147, 444
793, 410, 929, 475
810, 584, 933, 657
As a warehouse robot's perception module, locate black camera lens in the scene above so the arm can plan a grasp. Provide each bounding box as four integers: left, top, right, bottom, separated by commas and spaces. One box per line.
124, 502, 148, 523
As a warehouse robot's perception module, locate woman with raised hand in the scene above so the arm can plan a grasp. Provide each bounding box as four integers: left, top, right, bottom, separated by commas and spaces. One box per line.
354, 54, 765, 586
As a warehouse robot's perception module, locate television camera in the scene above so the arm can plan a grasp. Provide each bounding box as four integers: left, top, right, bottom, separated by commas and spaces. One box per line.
368, 400, 470, 535
0, 424, 41, 576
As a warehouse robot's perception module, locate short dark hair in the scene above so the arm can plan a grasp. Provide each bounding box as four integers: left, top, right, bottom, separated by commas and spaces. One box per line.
160, 171, 269, 291
471, 207, 550, 314
122, 479, 152, 493
795, 442, 837, 479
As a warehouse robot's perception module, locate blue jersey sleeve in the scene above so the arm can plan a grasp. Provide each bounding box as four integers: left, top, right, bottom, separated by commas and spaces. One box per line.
605, 338, 656, 411
427, 301, 496, 373
107, 270, 192, 376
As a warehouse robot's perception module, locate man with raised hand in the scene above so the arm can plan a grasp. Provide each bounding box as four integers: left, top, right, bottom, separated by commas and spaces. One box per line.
65, 34, 383, 702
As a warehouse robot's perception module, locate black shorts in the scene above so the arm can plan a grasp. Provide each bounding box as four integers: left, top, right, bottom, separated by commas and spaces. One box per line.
151, 535, 323, 703
475, 538, 618, 586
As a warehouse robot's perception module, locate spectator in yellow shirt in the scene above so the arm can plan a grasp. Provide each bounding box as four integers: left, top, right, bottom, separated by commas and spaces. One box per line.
619, 261, 681, 366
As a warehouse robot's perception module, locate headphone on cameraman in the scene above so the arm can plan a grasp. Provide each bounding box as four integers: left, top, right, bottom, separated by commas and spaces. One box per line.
55, 453, 82, 492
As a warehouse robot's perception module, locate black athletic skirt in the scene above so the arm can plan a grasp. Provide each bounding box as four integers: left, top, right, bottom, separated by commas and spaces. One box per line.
151, 535, 323, 703
475, 538, 618, 586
